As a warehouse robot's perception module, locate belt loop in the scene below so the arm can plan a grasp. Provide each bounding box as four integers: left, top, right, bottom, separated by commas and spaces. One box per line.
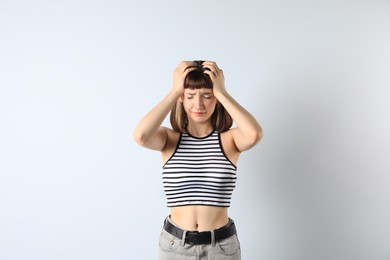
180, 230, 187, 246
210, 230, 216, 247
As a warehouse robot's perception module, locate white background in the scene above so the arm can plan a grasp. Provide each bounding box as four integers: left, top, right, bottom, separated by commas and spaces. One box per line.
1, 1, 390, 259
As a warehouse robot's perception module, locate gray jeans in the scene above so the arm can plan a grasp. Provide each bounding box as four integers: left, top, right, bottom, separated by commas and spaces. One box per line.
159, 217, 241, 260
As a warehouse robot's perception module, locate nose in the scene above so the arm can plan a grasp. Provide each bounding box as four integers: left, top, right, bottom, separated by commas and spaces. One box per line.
195, 96, 204, 109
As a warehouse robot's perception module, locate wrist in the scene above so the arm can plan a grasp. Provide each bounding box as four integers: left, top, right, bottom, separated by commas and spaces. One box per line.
213, 89, 228, 99
170, 88, 183, 98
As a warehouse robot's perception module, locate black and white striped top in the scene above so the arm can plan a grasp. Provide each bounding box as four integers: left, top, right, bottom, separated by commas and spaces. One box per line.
162, 129, 237, 207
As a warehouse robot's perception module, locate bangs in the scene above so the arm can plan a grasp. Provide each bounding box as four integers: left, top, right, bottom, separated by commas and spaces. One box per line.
184, 70, 213, 89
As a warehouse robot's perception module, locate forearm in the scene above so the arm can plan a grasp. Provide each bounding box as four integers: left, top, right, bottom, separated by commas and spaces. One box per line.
215, 91, 262, 138
133, 90, 180, 145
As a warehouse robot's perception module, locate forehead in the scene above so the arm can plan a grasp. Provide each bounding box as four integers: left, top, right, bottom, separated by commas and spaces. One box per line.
184, 88, 213, 94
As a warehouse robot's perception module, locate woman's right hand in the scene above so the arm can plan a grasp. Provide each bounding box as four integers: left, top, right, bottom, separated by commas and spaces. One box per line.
172, 61, 196, 95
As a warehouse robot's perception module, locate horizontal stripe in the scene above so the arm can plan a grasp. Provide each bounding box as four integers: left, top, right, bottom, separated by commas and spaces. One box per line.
164, 183, 236, 189
162, 130, 237, 207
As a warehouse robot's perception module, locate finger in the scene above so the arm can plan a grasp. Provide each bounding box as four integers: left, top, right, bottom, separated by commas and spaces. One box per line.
202, 61, 219, 68
202, 61, 216, 66
184, 66, 197, 74
179, 61, 196, 72
202, 63, 216, 73
203, 68, 216, 79
202, 61, 221, 73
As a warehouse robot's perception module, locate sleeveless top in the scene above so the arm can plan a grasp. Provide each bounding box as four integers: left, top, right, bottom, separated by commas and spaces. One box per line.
162, 129, 237, 207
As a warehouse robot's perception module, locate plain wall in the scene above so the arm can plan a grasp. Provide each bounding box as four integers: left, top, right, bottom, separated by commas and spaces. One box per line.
1, 1, 389, 259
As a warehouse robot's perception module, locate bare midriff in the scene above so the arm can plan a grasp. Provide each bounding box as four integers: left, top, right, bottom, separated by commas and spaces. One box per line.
169, 205, 229, 232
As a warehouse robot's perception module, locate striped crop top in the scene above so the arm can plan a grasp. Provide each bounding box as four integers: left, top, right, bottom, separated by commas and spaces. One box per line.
162, 129, 237, 207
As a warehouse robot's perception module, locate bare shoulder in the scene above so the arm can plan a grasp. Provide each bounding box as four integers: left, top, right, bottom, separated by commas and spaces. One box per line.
220, 128, 241, 165
161, 127, 181, 163
164, 127, 180, 145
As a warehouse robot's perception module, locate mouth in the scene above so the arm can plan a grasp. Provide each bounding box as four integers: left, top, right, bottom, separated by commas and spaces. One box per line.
192, 111, 205, 116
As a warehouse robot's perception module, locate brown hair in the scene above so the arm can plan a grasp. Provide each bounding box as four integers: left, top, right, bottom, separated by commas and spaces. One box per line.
170, 61, 233, 133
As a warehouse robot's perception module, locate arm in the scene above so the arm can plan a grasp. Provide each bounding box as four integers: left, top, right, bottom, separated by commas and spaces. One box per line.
203, 61, 263, 152
133, 61, 196, 151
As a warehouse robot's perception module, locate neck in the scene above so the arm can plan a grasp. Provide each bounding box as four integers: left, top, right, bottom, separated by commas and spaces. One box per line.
186, 123, 213, 137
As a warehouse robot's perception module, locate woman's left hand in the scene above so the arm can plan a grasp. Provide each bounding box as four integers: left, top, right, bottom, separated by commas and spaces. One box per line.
202, 61, 227, 97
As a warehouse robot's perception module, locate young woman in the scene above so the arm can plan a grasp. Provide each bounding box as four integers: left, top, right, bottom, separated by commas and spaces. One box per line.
133, 60, 263, 260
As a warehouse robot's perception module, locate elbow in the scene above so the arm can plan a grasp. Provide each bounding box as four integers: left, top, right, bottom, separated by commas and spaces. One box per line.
133, 130, 147, 146
251, 127, 263, 146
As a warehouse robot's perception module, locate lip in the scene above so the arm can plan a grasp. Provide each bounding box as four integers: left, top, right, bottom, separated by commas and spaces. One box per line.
192, 112, 205, 116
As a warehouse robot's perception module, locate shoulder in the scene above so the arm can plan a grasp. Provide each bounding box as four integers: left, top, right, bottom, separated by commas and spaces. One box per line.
162, 127, 181, 152
220, 127, 236, 142
164, 127, 181, 138
220, 128, 240, 165
161, 127, 181, 162
220, 128, 240, 153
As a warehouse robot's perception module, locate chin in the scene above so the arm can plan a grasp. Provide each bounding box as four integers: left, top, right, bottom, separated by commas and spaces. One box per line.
189, 116, 208, 122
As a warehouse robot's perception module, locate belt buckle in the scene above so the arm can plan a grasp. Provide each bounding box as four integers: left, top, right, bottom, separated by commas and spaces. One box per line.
186, 230, 211, 245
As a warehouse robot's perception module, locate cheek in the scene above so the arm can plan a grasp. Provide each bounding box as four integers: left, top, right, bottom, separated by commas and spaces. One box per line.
206, 99, 217, 109
182, 100, 192, 111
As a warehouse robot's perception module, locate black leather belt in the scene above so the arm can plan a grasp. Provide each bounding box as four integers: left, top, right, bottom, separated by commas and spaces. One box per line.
163, 218, 237, 245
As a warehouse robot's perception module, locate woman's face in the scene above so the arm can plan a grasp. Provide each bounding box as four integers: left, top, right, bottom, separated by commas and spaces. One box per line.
182, 88, 217, 125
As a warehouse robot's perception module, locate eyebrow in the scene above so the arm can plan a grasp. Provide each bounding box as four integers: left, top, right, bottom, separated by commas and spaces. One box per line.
186, 91, 213, 95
